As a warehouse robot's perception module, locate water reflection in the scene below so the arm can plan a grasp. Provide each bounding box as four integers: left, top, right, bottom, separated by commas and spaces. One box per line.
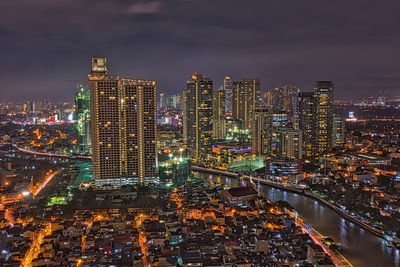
194, 172, 399, 267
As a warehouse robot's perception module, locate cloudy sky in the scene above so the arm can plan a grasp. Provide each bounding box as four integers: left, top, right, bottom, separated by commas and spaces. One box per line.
1, 0, 400, 101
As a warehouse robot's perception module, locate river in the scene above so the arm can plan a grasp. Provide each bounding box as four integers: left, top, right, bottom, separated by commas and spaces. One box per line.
193, 171, 400, 267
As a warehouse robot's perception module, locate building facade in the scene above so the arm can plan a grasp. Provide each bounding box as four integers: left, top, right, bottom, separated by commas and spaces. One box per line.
182, 90, 188, 144
89, 57, 157, 188
266, 158, 301, 176
184, 74, 213, 164
252, 107, 273, 155
297, 92, 316, 158
267, 84, 299, 123
283, 85, 300, 123
273, 127, 302, 160
332, 114, 345, 147
213, 88, 226, 139
224, 76, 234, 115
75, 85, 91, 155
232, 78, 260, 130
314, 81, 334, 155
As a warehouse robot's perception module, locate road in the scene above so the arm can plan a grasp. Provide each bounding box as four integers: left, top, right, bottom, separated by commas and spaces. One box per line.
136, 213, 150, 267
21, 223, 53, 267
1, 193, 23, 205
15, 145, 91, 159
1, 169, 60, 210
292, 213, 353, 267
4, 208, 15, 226
30, 169, 60, 197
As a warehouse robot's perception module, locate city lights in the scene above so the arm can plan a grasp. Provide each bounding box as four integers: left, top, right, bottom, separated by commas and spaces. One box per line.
1, 2, 400, 265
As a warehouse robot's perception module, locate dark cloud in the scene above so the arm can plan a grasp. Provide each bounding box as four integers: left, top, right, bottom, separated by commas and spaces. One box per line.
126, 1, 163, 14
1, 0, 400, 101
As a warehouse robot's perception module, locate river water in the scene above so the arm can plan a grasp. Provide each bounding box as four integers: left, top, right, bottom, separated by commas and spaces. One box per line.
193, 172, 400, 267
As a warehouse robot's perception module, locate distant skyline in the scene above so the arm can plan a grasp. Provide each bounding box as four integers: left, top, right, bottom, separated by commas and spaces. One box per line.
1, 0, 400, 101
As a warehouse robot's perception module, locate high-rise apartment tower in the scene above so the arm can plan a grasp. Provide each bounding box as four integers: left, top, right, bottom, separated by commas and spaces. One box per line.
314, 81, 334, 154
213, 88, 226, 139
233, 78, 260, 130
297, 92, 316, 158
75, 85, 91, 155
184, 74, 213, 164
224, 76, 234, 115
89, 57, 157, 188
252, 107, 273, 155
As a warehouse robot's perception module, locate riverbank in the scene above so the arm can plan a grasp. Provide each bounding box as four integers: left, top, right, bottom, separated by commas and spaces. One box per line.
191, 166, 385, 239
193, 168, 400, 267
302, 192, 384, 238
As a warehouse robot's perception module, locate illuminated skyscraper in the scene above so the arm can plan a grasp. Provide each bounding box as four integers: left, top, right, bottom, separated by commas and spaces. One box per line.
185, 74, 213, 164
213, 88, 226, 139
224, 76, 233, 115
89, 57, 157, 188
233, 78, 260, 130
273, 127, 302, 159
158, 92, 170, 110
263, 90, 273, 107
182, 90, 188, 143
314, 81, 334, 154
297, 92, 316, 158
75, 85, 91, 155
170, 94, 177, 108
252, 107, 273, 155
175, 93, 183, 110
269, 84, 299, 122
332, 114, 345, 147
25, 100, 36, 114
271, 87, 284, 112
158, 93, 166, 110
283, 85, 300, 123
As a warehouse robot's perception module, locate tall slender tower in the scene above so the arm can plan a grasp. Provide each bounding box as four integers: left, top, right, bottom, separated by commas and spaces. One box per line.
213, 88, 226, 139
332, 114, 345, 147
89, 57, 157, 188
252, 107, 273, 155
298, 92, 316, 158
75, 85, 91, 155
271, 87, 284, 113
122, 77, 157, 185
224, 76, 233, 115
185, 74, 213, 164
232, 81, 244, 123
182, 90, 188, 143
314, 81, 334, 155
233, 78, 260, 130
284, 85, 300, 123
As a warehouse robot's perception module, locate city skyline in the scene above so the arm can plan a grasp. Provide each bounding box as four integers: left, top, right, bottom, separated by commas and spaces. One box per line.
1, 56, 400, 266
2, 1, 400, 101
2, 1, 400, 266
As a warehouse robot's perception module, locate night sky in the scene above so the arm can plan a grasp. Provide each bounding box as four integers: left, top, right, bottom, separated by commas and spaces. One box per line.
1, 0, 400, 101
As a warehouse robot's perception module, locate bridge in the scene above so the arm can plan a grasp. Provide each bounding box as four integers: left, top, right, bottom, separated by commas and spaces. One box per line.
15, 145, 91, 159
